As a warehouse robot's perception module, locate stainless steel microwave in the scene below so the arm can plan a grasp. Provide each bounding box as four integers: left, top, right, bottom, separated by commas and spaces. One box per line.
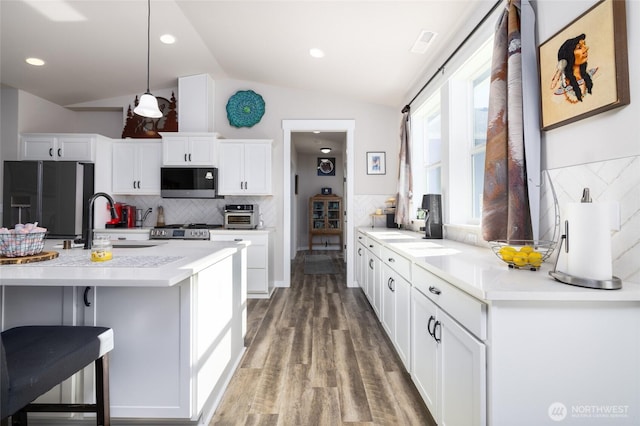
160, 167, 218, 198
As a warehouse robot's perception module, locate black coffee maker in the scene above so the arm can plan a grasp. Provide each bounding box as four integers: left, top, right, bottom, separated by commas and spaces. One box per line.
422, 194, 443, 239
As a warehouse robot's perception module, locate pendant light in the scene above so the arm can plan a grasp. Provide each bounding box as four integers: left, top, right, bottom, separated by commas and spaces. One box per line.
134, 0, 162, 118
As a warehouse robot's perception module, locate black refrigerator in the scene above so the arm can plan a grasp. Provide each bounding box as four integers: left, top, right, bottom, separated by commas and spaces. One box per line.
3, 161, 94, 238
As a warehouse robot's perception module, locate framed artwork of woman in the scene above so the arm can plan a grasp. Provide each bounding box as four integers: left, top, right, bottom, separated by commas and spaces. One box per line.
538, 0, 629, 130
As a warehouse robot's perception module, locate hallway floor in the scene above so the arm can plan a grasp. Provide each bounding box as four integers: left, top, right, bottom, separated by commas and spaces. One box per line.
210, 250, 435, 425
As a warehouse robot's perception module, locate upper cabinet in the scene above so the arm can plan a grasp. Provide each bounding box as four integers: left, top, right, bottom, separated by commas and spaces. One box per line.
112, 140, 161, 195
218, 139, 272, 196
20, 133, 104, 162
178, 74, 214, 133
160, 133, 217, 166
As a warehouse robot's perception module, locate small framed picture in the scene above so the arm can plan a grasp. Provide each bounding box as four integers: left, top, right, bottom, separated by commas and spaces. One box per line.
366, 152, 386, 175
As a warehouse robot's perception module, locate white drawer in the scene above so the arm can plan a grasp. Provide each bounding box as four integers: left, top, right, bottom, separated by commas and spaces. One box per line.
210, 233, 267, 268
365, 237, 382, 258
381, 246, 411, 281
412, 263, 487, 341
356, 230, 367, 245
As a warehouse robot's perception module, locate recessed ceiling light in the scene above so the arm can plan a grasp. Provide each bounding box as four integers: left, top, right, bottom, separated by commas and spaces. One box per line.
309, 48, 325, 58
320, 147, 331, 154
160, 34, 176, 44
25, 57, 45, 66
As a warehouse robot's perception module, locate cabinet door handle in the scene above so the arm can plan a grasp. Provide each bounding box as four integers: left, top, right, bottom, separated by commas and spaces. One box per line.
137, 180, 141, 189
434, 320, 442, 343
184, 153, 188, 162
188, 153, 192, 162
427, 315, 435, 337
369, 259, 374, 269
358, 248, 362, 256
245, 181, 248, 190
57, 148, 62, 157
388, 277, 395, 292
49, 148, 53, 157
83, 286, 92, 307
429, 286, 441, 295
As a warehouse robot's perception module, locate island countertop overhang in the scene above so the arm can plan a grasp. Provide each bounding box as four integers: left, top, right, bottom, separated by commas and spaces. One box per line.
0, 239, 249, 287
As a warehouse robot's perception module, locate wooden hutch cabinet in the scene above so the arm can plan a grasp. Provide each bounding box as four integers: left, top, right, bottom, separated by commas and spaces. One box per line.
308, 194, 343, 250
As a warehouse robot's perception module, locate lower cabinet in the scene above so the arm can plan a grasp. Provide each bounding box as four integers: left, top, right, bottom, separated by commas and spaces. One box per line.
411, 286, 486, 426
382, 262, 411, 370
365, 248, 381, 315
210, 231, 273, 298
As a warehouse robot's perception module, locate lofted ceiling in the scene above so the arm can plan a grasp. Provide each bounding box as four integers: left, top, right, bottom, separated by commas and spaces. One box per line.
0, 0, 494, 110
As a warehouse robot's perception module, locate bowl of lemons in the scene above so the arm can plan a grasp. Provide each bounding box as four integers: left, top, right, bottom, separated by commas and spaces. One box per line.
490, 240, 556, 271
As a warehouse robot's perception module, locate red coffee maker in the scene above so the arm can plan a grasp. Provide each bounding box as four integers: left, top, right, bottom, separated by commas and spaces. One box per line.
106, 202, 124, 227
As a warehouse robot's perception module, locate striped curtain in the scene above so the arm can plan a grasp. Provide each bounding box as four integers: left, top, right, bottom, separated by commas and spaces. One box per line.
395, 107, 412, 227
481, 0, 533, 242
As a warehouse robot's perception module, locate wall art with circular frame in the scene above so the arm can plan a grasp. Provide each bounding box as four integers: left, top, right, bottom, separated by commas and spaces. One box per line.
226, 90, 265, 128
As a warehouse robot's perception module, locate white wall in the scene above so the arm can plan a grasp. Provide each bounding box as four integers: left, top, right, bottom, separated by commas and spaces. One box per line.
535, 0, 640, 170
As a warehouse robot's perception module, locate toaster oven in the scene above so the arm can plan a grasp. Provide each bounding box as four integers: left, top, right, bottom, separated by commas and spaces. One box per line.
224, 204, 259, 229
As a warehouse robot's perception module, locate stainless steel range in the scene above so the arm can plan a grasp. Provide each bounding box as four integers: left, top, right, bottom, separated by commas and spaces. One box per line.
149, 223, 223, 240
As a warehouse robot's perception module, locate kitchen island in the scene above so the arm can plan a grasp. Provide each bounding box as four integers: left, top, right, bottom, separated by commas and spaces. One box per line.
357, 228, 640, 426
0, 239, 249, 426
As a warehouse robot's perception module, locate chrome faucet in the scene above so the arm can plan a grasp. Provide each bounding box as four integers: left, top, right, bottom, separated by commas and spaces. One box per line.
85, 192, 118, 249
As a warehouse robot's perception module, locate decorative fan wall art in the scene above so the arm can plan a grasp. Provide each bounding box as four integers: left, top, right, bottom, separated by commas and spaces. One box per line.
226, 90, 265, 128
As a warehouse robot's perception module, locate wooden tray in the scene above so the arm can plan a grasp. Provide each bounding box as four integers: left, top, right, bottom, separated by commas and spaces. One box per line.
0, 251, 59, 265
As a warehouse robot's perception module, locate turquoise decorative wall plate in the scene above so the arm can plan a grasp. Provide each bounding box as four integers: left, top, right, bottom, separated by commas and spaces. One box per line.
226, 90, 265, 128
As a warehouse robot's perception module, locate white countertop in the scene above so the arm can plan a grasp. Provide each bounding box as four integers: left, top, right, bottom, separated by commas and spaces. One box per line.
361, 228, 640, 302
0, 239, 247, 288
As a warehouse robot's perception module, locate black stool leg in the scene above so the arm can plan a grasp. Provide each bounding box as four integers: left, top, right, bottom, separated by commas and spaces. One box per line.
95, 354, 110, 426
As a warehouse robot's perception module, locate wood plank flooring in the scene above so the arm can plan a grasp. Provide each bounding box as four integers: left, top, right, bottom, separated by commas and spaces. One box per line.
211, 251, 436, 426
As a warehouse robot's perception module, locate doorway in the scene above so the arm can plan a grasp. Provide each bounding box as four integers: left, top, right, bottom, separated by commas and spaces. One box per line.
282, 120, 355, 288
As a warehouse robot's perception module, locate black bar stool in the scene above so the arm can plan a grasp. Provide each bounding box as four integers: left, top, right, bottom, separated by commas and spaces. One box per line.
1, 326, 114, 426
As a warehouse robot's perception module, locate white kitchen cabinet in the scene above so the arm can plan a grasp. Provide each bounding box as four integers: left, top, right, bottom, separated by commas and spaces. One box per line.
365, 245, 381, 316
411, 286, 486, 426
160, 133, 217, 166
79, 252, 245, 421
381, 248, 411, 370
178, 74, 214, 133
218, 140, 272, 195
20, 133, 103, 162
112, 140, 161, 195
355, 235, 366, 290
210, 231, 274, 298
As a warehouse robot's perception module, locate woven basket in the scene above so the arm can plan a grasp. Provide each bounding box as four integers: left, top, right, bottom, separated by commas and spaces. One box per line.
0, 232, 46, 257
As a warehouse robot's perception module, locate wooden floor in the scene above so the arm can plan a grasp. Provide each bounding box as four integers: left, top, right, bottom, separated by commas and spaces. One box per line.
211, 250, 436, 426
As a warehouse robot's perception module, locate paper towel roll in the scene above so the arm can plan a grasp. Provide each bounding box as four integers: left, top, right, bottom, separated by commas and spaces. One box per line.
563, 202, 612, 281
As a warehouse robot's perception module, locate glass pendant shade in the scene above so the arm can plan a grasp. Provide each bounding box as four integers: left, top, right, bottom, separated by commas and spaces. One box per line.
134, 92, 162, 118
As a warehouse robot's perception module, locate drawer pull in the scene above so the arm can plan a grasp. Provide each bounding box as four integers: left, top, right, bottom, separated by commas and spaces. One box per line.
434, 320, 442, 343
83, 286, 92, 307
388, 257, 395, 262
369, 244, 374, 248
234, 238, 243, 241
429, 286, 441, 295
427, 315, 436, 337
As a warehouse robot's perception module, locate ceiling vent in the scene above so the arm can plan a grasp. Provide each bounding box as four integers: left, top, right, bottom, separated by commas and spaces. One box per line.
411, 30, 437, 54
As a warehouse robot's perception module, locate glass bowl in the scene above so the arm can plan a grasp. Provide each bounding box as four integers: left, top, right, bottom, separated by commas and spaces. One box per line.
489, 240, 556, 271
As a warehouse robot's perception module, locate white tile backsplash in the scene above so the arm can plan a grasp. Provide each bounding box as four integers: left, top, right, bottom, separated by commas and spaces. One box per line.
113, 195, 277, 228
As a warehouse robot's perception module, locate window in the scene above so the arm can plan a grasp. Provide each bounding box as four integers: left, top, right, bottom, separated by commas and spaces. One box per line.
411, 36, 493, 225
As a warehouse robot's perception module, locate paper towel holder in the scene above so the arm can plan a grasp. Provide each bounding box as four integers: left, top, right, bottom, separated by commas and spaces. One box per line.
549, 220, 622, 290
